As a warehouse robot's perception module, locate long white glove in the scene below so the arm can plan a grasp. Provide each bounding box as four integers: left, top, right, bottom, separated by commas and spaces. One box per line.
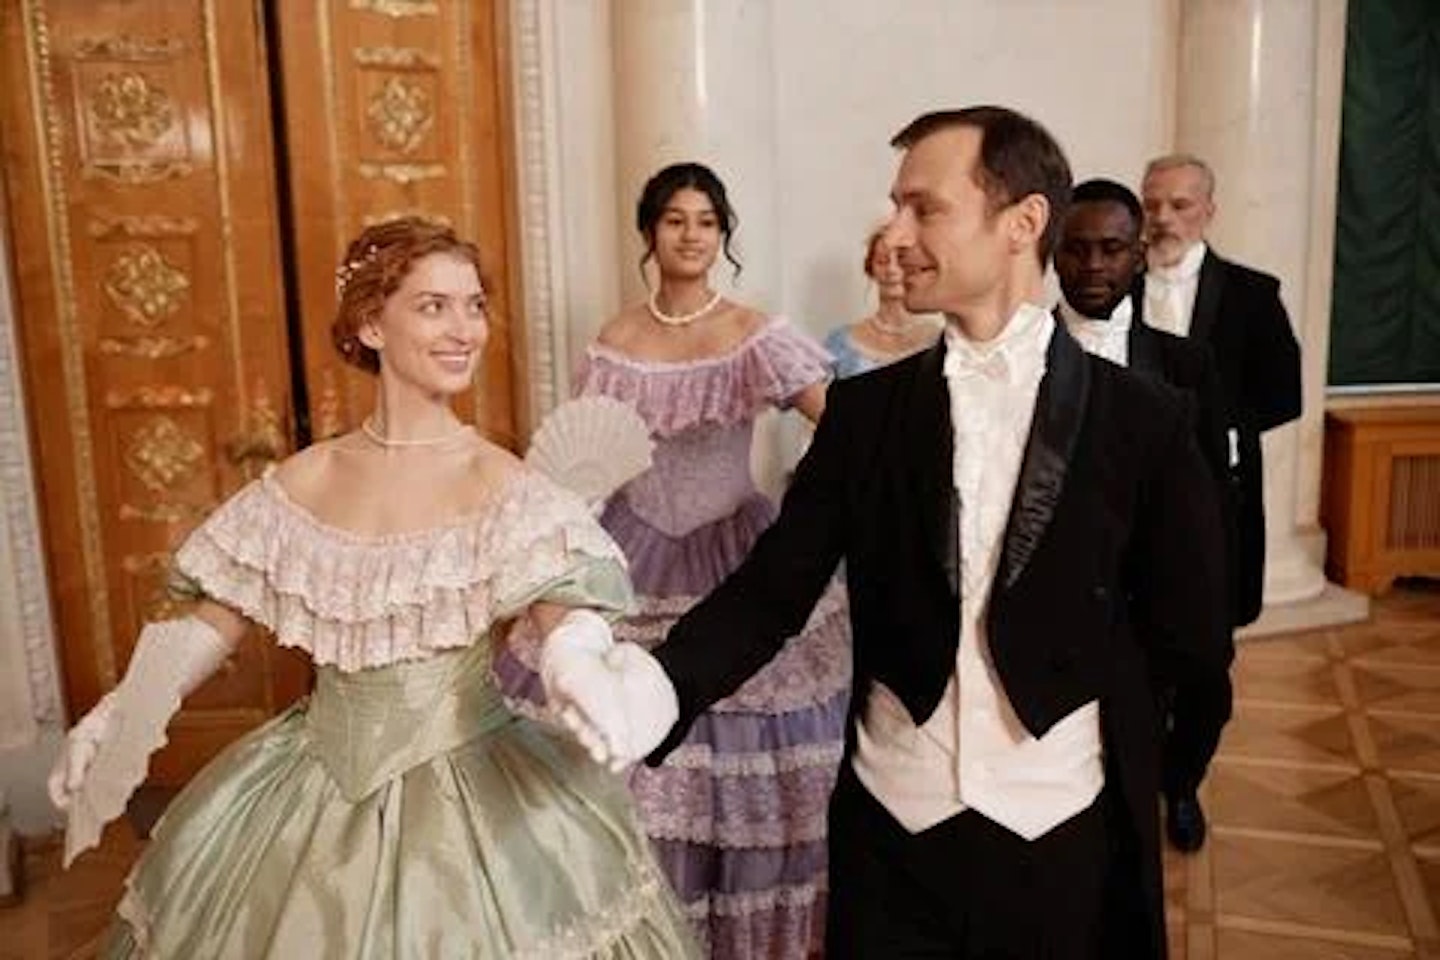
539, 609, 678, 772
49, 616, 233, 866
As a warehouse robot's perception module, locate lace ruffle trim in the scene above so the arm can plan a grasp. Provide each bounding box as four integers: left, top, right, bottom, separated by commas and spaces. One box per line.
578, 318, 831, 437
617, 587, 851, 713
173, 471, 625, 672
513, 859, 680, 960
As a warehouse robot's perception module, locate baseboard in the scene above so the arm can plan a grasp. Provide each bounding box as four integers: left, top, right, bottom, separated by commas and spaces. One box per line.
1237, 582, 1371, 640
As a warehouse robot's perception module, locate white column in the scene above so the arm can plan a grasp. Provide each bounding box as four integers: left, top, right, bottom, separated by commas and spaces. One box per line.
1174, 0, 1366, 630
511, 0, 783, 419
612, 0, 795, 495
612, 0, 781, 310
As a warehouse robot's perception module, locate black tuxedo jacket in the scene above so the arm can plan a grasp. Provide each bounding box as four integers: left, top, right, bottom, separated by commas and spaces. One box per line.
649, 323, 1230, 957
1128, 318, 1226, 486
1126, 308, 1241, 628
1179, 251, 1302, 625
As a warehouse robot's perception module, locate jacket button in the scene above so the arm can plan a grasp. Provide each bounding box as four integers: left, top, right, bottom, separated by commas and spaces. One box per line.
1093, 585, 1108, 601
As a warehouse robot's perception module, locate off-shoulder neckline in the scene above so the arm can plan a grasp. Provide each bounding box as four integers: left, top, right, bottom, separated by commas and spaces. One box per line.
257, 468, 528, 546
585, 315, 791, 372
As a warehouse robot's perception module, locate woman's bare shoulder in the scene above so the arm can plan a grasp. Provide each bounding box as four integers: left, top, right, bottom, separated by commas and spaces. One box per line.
723, 301, 769, 338
593, 304, 651, 352
268, 435, 352, 500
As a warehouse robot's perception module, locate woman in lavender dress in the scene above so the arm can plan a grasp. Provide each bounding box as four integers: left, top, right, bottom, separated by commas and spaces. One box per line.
501, 163, 849, 958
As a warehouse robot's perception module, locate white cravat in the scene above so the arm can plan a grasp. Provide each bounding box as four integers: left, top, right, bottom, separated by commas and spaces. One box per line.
1059, 295, 1132, 367
852, 303, 1105, 841
1144, 241, 1207, 337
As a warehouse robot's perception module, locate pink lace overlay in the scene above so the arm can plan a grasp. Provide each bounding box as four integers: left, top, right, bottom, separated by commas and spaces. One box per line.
495, 316, 847, 960
578, 317, 832, 437
614, 587, 849, 713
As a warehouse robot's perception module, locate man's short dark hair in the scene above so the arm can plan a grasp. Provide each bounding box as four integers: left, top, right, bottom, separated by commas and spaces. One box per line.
890, 106, 1073, 265
1070, 178, 1144, 238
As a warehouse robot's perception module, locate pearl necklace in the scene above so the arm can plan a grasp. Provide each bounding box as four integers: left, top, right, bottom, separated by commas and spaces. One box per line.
360, 417, 469, 448
865, 310, 921, 339
647, 289, 722, 327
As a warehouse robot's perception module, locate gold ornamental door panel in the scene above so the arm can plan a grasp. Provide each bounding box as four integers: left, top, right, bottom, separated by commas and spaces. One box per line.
1, 0, 309, 784
275, 0, 523, 448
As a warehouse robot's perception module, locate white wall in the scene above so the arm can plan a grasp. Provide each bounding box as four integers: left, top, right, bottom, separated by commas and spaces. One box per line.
532, 0, 1179, 487
767, 0, 1177, 337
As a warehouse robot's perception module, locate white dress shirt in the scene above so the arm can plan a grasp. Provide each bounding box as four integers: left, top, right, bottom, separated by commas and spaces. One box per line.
1144, 241, 1207, 337
1059, 294, 1133, 367
851, 303, 1105, 841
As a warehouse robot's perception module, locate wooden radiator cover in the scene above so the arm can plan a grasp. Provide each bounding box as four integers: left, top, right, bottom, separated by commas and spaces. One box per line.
1322, 403, 1440, 595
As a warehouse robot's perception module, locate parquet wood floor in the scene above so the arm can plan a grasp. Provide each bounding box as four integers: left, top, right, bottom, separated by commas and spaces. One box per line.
5, 583, 1439, 958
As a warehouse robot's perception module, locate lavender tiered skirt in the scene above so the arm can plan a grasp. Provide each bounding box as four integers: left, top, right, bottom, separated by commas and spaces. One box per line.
498, 492, 850, 959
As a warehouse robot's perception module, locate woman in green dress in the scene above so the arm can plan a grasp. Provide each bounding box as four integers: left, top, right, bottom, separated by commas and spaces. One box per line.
47, 217, 698, 959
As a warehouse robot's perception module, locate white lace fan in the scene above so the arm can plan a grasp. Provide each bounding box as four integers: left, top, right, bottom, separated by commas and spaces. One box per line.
525, 395, 654, 507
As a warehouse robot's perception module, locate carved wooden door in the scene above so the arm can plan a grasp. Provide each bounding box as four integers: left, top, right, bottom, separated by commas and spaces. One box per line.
0, 0, 520, 785
277, 0, 522, 448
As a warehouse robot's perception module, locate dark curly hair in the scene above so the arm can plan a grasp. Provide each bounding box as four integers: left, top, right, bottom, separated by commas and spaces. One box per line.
634, 162, 742, 282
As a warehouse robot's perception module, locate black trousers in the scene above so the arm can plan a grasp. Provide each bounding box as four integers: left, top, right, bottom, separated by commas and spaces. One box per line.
825, 763, 1110, 959
1162, 668, 1233, 797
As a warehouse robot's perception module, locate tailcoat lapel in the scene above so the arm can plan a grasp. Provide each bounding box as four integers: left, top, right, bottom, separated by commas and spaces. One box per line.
1127, 323, 1164, 378
998, 325, 1090, 591
1189, 250, 1226, 343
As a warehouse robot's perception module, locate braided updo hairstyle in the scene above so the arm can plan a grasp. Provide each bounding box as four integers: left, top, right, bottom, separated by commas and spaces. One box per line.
331, 217, 483, 374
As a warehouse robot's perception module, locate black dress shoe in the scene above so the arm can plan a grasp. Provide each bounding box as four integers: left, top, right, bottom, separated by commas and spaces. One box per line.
1166, 794, 1207, 853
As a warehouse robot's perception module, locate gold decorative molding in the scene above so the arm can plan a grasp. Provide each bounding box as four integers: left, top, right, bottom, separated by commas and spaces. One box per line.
121, 552, 184, 621
83, 158, 195, 184
73, 36, 187, 62
124, 416, 206, 493
353, 46, 441, 71
365, 76, 433, 154
119, 501, 201, 524
349, 0, 439, 18
357, 162, 446, 185
81, 69, 192, 182
141, 588, 183, 623
226, 388, 287, 478
121, 552, 171, 576
455, 0, 477, 238
362, 209, 451, 228
88, 214, 199, 238
455, 0, 481, 416
103, 244, 191, 327
319, 0, 348, 234
105, 385, 213, 409
201, 0, 249, 409
98, 334, 210, 360
88, 71, 175, 150
313, 368, 346, 440
24, 0, 116, 683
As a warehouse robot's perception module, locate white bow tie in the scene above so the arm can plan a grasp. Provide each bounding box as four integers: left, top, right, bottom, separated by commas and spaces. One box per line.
943, 347, 1011, 383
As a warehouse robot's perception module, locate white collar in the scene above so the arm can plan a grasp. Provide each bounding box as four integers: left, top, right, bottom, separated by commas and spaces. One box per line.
943, 302, 1053, 385
1148, 240, 1207, 285
1058, 294, 1133, 332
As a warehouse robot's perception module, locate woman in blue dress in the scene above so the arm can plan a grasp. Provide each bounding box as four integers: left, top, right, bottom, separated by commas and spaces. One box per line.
823, 226, 941, 377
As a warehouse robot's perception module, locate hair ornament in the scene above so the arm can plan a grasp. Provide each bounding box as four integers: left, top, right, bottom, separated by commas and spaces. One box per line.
334, 244, 382, 296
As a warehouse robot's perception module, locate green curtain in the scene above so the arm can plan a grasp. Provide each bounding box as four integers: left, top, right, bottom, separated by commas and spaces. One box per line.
1330, 1, 1440, 386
